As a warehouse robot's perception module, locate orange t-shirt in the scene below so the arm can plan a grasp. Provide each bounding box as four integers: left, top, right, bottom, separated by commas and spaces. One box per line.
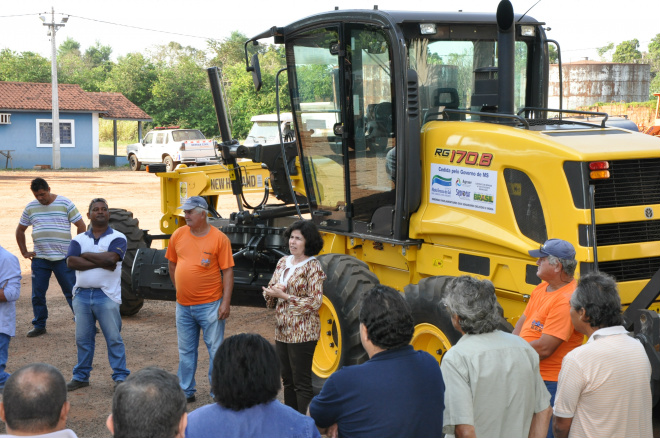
519, 280, 583, 381
165, 226, 234, 306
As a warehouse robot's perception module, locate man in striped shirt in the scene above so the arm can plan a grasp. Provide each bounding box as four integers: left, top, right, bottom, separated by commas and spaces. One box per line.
16, 177, 86, 337
552, 272, 652, 438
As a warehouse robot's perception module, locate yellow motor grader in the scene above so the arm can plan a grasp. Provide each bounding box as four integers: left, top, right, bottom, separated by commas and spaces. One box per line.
117, 0, 660, 397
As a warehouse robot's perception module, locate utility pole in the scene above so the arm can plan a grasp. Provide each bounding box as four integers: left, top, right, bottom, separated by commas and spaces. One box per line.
41, 8, 68, 170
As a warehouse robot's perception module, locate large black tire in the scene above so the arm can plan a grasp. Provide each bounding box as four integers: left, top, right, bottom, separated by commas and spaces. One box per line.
109, 208, 146, 316
404, 276, 513, 365
128, 154, 141, 171
404, 276, 462, 365
313, 254, 379, 392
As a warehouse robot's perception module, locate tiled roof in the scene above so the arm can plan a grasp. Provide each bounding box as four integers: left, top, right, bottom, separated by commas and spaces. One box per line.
94, 92, 152, 121
0, 81, 152, 121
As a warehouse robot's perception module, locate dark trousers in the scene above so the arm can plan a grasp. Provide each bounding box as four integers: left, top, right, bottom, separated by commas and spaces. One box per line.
276, 340, 317, 415
545, 380, 558, 438
31, 258, 75, 329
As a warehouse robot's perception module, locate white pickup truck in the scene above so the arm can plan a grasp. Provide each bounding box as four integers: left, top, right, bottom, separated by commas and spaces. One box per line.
126, 127, 219, 171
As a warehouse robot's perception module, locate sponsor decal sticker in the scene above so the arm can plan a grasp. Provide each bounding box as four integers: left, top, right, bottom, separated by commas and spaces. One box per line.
429, 163, 497, 214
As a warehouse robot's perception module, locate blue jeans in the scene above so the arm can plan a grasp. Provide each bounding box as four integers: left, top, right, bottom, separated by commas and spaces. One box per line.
31, 258, 75, 329
72, 288, 129, 382
545, 380, 558, 438
176, 299, 225, 397
0, 334, 10, 387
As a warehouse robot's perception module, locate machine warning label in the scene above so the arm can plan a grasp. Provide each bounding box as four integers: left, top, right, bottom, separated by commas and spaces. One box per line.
429, 163, 497, 214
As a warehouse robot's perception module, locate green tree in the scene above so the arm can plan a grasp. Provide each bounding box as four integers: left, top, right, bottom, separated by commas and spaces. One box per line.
58, 37, 81, 57
101, 53, 157, 111
207, 31, 253, 69
148, 45, 218, 136
597, 42, 614, 61
647, 34, 660, 96
548, 44, 558, 64
84, 41, 112, 69
612, 39, 642, 63
222, 43, 288, 139
0, 50, 51, 82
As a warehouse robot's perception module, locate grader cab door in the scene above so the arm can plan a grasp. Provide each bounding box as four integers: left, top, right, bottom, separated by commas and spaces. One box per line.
288, 24, 397, 236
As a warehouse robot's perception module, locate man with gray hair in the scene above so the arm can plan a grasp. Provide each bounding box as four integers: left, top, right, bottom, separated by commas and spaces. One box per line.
165, 196, 234, 403
442, 276, 551, 438
552, 272, 652, 438
513, 239, 583, 438
0, 363, 77, 437
107, 367, 187, 438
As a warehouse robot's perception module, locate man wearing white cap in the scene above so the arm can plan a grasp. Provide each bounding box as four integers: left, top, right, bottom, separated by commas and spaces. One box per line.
513, 239, 583, 438
165, 196, 234, 403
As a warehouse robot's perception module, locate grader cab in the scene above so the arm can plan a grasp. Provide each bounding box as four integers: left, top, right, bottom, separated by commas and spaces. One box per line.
123, 0, 660, 396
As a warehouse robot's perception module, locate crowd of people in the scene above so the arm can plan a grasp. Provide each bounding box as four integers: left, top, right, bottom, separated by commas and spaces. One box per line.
0, 177, 654, 438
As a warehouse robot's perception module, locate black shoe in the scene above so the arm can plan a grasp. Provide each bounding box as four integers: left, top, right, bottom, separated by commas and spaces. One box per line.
114, 380, 124, 391
66, 379, 89, 392
27, 327, 47, 337
186, 395, 196, 403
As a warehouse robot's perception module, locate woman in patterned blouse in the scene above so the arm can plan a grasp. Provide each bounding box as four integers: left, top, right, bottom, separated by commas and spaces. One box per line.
263, 220, 326, 415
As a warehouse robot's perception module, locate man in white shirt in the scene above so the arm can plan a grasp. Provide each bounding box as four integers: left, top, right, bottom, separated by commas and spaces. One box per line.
553, 272, 652, 438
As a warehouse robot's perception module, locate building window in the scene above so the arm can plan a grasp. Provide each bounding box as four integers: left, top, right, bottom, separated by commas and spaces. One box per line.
36, 119, 75, 148
0, 113, 10, 124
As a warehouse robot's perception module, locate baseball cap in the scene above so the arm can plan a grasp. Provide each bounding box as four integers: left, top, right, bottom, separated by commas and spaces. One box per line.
178, 196, 208, 210
528, 239, 576, 259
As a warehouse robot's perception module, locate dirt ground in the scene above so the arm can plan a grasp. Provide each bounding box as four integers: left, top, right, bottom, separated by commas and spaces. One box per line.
0, 169, 275, 437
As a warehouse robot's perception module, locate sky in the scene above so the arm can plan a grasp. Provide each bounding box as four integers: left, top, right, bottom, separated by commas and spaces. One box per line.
0, 0, 659, 64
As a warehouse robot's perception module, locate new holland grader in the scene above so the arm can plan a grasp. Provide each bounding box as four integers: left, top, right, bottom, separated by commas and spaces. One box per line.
113, 0, 660, 396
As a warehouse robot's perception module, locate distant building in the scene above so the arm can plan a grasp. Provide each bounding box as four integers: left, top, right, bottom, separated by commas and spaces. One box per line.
0, 82, 151, 169
549, 61, 650, 109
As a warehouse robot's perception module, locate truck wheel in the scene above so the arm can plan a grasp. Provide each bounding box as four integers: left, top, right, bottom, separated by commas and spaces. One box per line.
163, 156, 175, 172
128, 154, 141, 171
313, 254, 379, 392
404, 276, 462, 365
109, 208, 146, 316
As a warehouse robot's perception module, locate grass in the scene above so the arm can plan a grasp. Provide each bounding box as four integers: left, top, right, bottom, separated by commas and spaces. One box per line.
99, 140, 133, 157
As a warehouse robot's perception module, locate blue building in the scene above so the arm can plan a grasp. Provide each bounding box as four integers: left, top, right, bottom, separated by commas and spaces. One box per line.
0, 82, 151, 169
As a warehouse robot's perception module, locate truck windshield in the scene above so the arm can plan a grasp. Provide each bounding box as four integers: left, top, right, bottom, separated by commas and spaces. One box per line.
245, 122, 280, 145
409, 36, 528, 121
172, 130, 205, 141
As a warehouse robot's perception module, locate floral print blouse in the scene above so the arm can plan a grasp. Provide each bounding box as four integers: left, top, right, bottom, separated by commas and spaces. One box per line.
264, 255, 326, 343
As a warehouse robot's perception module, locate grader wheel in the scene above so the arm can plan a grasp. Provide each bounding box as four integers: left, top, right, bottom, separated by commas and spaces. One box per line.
313, 254, 379, 391
109, 208, 147, 316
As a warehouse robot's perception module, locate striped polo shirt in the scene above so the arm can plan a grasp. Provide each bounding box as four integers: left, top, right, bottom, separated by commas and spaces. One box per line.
554, 325, 652, 438
19, 196, 83, 261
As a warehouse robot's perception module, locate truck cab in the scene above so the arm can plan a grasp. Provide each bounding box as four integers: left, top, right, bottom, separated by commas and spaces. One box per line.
126, 127, 219, 172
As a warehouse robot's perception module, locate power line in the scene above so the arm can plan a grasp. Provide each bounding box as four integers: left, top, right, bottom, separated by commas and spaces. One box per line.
66, 14, 222, 43
0, 12, 223, 44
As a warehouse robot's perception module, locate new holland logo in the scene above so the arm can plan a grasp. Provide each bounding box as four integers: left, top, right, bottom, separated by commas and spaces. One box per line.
432, 175, 452, 187
646, 207, 654, 219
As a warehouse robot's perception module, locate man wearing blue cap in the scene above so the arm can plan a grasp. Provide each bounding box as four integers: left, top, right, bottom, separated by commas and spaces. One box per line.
513, 239, 583, 438
165, 196, 234, 404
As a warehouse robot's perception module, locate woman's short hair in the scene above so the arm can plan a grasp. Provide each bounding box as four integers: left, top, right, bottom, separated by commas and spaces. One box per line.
443, 276, 502, 334
284, 220, 324, 256
359, 285, 414, 350
571, 272, 623, 328
212, 333, 281, 411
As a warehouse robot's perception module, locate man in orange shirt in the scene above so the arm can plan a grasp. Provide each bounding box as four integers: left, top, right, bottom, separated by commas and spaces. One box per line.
165, 196, 234, 404
513, 239, 583, 438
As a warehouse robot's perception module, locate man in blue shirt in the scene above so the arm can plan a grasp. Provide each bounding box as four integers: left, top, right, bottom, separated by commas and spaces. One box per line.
308, 285, 445, 438
0, 244, 21, 390
65, 198, 129, 391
